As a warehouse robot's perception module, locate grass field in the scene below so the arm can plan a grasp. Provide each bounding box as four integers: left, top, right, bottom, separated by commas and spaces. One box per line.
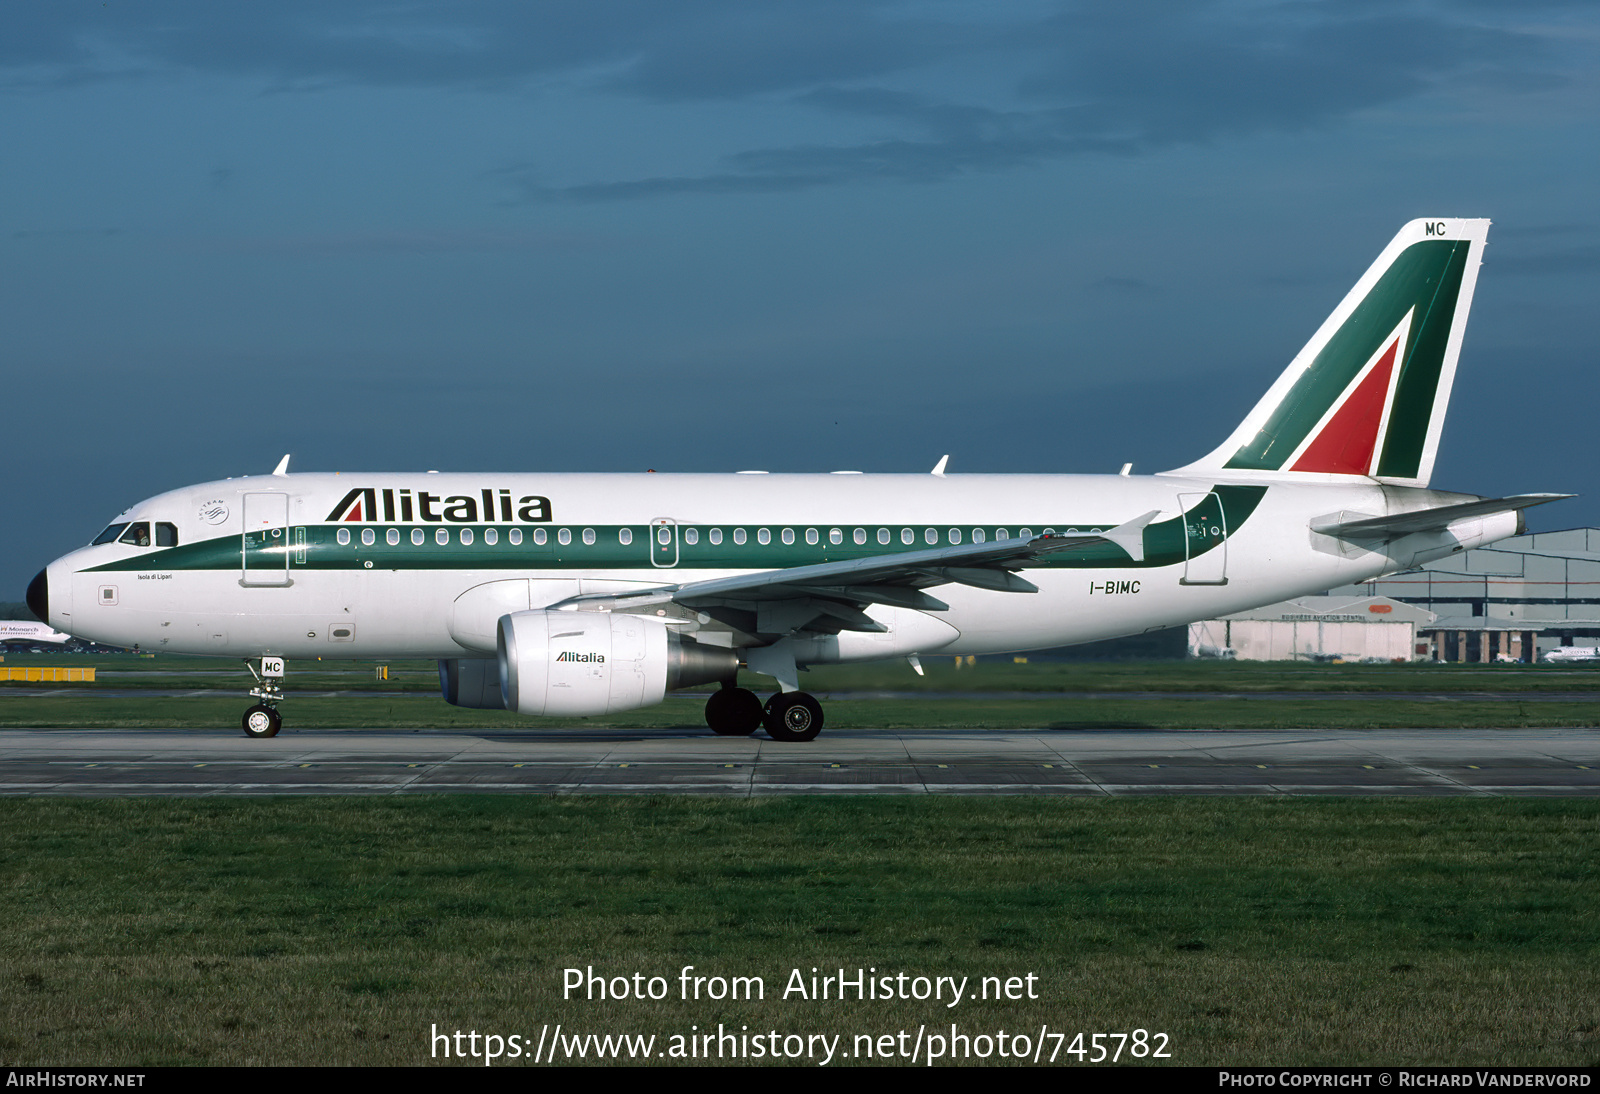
5, 654, 1600, 730
0, 796, 1595, 1067
8, 650, 1600, 692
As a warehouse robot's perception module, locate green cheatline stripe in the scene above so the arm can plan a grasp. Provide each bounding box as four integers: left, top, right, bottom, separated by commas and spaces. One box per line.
1226, 240, 1468, 475
85, 487, 1266, 575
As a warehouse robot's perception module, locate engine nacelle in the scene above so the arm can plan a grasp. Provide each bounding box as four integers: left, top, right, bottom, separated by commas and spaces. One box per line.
438, 657, 506, 710
496, 610, 739, 717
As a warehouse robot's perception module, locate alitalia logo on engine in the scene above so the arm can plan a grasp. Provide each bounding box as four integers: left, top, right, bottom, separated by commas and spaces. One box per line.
556, 652, 605, 663
325, 487, 552, 524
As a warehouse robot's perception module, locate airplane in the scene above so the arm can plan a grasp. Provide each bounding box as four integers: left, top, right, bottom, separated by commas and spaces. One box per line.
26, 218, 1569, 740
1539, 647, 1600, 663
0, 620, 74, 647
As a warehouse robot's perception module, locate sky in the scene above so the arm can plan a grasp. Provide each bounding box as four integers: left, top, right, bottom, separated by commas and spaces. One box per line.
4, 0, 1599, 599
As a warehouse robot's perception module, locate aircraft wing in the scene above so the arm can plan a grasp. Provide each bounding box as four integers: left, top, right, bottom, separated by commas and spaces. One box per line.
1311, 494, 1571, 540
556, 510, 1161, 633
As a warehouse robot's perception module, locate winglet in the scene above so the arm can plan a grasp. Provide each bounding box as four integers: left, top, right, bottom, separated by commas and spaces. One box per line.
271, 454, 291, 477
931, 455, 949, 477
1099, 509, 1161, 564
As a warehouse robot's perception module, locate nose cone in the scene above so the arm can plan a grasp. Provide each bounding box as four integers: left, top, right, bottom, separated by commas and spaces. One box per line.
26, 568, 48, 625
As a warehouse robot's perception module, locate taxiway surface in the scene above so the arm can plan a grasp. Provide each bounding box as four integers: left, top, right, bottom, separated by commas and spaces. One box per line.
0, 727, 1596, 796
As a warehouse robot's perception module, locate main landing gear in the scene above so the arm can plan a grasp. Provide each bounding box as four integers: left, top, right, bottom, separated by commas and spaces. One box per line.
703, 684, 825, 742
242, 656, 287, 739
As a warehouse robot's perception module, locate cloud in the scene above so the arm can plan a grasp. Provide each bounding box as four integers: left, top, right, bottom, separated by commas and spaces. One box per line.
3, 2, 1576, 201
1489, 244, 1600, 276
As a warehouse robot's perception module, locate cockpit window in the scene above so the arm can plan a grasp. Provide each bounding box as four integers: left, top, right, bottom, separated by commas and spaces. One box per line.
118, 522, 151, 547
155, 523, 178, 547
92, 523, 130, 546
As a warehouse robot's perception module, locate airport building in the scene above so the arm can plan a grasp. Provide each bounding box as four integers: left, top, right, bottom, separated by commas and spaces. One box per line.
1189, 528, 1600, 662
1330, 527, 1600, 663
1187, 596, 1433, 662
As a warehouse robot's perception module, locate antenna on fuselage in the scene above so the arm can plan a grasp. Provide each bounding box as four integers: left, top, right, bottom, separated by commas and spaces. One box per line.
272, 454, 291, 477
931, 454, 949, 476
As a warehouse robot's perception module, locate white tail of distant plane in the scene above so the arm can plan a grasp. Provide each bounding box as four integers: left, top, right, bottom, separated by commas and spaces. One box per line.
1173, 218, 1490, 488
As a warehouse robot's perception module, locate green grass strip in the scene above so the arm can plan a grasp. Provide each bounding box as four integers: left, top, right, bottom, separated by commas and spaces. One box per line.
0, 797, 1595, 1066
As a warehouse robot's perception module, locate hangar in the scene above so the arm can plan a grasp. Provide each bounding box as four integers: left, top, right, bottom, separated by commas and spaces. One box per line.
1192, 528, 1600, 663
1187, 596, 1434, 662
1326, 527, 1600, 663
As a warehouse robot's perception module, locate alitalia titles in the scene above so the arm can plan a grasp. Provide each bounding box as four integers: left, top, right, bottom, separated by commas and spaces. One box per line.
326, 487, 552, 524
555, 652, 605, 663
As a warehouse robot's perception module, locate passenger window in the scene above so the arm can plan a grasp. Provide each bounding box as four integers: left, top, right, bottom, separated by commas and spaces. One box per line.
582, 528, 595, 545
93, 524, 130, 546
901, 528, 914, 545
1019, 528, 1032, 539
710, 528, 723, 545
534, 528, 547, 545
411, 528, 425, 546
119, 522, 151, 547
558, 528, 572, 546
948, 528, 961, 544
877, 528, 890, 545
924, 528, 938, 545
757, 528, 771, 545
510, 528, 524, 545
484, 528, 498, 545
361, 528, 375, 546
782, 528, 795, 545
461, 528, 475, 545
619, 528, 633, 546
684, 528, 698, 545
996, 528, 1008, 541
853, 528, 866, 545
805, 528, 818, 545
435, 528, 449, 545
387, 528, 400, 545
337, 528, 351, 546
973, 528, 986, 544
734, 528, 747, 545
155, 523, 178, 547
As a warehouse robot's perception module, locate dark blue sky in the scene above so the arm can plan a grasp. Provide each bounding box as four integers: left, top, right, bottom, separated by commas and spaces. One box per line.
5, 1, 1598, 597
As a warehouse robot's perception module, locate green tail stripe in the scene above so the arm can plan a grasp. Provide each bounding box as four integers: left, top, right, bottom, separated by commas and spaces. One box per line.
1225, 240, 1469, 475
1375, 241, 1471, 479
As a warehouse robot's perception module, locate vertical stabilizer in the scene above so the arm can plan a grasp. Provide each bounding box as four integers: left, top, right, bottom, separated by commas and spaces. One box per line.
1172, 218, 1489, 487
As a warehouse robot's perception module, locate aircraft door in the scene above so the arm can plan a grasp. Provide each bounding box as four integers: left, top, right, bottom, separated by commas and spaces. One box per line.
1178, 491, 1228, 586
241, 492, 291, 586
649, 518, 679, 568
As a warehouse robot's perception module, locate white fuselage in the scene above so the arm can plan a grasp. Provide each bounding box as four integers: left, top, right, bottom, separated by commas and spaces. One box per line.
42, 470, 1512, 665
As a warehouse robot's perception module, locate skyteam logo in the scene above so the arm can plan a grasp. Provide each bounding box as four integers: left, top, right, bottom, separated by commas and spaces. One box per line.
325, 487, 552, 523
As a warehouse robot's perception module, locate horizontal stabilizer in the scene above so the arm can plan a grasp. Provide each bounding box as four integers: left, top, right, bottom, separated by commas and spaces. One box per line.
1311, 494, 1572, 540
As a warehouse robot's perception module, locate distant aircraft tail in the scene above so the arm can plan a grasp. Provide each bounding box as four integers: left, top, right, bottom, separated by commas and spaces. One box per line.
1171, 218, 1489, 488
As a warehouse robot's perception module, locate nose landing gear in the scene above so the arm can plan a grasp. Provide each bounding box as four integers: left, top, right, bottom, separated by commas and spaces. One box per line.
242, 656, 286, 738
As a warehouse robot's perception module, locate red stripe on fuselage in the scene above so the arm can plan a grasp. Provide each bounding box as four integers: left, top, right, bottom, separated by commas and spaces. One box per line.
1290, 339, 1399, 475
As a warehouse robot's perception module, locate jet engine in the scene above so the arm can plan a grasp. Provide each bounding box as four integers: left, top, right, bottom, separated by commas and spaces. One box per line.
496, 610, 738, 717
438, 657, 505, 710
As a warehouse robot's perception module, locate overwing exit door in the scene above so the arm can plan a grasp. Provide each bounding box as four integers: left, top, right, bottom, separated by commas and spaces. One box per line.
241, 492, 291, 586
650, 518, 679, 567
